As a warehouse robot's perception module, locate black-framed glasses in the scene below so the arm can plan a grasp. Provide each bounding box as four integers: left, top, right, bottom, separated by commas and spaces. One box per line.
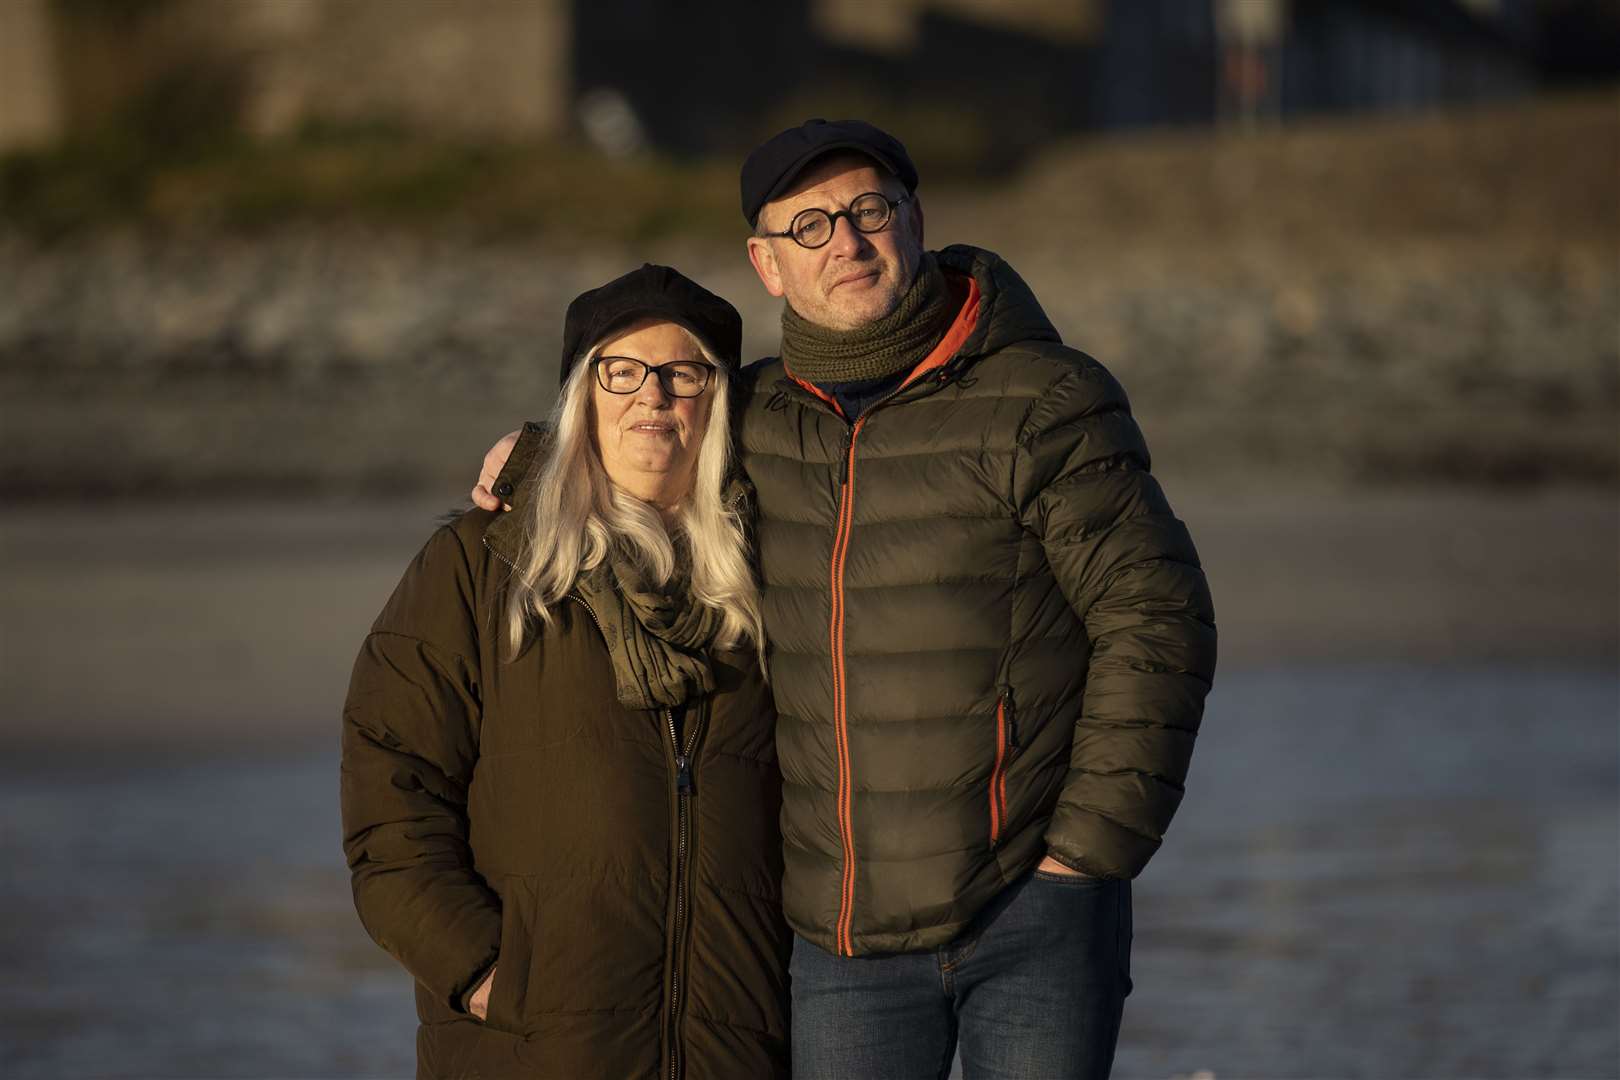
760, 191, 911, 249
593, 356, 716, 397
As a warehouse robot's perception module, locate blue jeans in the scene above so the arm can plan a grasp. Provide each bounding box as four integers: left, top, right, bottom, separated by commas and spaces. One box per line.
790, 870, 1132, 1080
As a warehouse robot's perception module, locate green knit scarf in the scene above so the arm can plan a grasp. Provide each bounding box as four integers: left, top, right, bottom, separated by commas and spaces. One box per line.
780, 253, 953, 384
574, 542, 722, 711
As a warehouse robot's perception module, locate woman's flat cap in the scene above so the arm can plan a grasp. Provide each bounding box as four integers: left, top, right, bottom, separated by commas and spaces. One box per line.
560, 264, 742, 385
740, 118, 918, 228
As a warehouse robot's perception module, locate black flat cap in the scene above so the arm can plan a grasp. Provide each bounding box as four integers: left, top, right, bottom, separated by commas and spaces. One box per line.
740, 118, 918, 228
560, 264, 741, 386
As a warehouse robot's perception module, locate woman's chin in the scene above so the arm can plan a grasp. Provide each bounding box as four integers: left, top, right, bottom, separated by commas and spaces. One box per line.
627, 453, 679, 475
607, 456, 693, 499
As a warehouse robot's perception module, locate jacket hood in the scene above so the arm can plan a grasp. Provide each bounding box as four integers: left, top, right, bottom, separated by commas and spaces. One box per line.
935, 244, 1062, 366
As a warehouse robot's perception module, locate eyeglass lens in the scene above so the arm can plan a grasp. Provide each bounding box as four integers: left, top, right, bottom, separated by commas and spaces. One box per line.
597, 358, 711, 396
790, 192, 894, 248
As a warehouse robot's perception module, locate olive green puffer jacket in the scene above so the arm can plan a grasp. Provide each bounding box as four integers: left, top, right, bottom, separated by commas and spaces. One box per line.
341, 508, 789, 1079
496, 244, 1216, 959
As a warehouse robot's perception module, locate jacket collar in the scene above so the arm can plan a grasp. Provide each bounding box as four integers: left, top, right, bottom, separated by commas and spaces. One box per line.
483, 506, 524, 570
768, 245, 1061, 415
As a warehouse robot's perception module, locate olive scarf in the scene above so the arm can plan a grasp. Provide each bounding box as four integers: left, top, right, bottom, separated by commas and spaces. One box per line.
574, 542, 722, 711
779, 253, 953, 384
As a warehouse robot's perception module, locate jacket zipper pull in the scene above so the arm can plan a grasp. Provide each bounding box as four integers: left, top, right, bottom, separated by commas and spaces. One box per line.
675, 754, 694, 795
1005, 695, 1019, 753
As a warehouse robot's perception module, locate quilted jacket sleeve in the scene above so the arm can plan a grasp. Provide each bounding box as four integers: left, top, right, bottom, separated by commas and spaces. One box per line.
340, 523, 502, 1011
1014, 353, 1217, 879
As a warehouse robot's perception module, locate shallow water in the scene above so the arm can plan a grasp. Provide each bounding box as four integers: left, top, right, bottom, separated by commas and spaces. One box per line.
1, 664, 1615, 1078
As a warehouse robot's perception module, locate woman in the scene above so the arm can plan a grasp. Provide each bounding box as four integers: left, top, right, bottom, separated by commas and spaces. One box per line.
341, 265, 788, 1079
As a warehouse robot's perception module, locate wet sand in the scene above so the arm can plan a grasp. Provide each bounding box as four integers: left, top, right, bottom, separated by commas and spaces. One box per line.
1, 664, 1613, 1077
1, 483, 1614, 749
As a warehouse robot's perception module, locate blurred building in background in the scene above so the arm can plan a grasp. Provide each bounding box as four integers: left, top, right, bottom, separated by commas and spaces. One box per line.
2, 0, 570, 149
0, 0, 63, 149
2, 0, 1616, 160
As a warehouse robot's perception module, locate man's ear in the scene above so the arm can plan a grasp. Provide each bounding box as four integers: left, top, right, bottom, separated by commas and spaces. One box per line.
909, 194, 925, 249
746, 236, 785, 298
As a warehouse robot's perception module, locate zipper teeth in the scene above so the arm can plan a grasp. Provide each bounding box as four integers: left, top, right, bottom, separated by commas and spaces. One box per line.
671, 812, 687, 1080
669, 707, 683, 1080
667, 704, 699, 1080
991, 696, 1004, 822
578, 588, 686, 1078
989, 696, 1008, 845
483, 535, 518, 571
829, 418, 865, 956
571, 594, 603, 635
831, 487, 853, 956
998, 759, 1008, 826
798, 379, 914, 957
497, 537, 689, 1065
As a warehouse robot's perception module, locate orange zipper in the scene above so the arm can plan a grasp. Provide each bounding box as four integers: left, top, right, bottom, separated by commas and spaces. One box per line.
785, 278, 982, 954
988, 695, 1009, 846
829, 416, 867, 956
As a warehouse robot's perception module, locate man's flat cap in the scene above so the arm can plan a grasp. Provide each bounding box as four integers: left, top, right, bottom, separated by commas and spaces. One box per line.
560, 264, 741, 386
740, 118, 918, 228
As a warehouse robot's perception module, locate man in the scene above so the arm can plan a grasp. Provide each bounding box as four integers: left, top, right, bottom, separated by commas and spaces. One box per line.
473, 119, 1216, 1079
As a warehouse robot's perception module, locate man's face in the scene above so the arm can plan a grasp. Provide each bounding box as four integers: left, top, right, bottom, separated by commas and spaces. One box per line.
746, 154, 926, 332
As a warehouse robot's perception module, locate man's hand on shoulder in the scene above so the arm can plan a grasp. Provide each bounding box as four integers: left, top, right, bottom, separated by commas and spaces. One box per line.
471, 430, 522, 512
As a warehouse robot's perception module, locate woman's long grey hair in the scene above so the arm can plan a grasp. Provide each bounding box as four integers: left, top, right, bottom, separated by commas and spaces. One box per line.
502, 328, 764, 664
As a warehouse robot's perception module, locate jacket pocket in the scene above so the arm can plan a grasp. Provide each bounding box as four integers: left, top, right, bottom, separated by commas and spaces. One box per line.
484, 882, 534, 1035
988, 690, 1018, 847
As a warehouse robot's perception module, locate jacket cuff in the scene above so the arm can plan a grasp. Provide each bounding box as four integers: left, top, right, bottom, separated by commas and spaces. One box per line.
1045, 804, 1158, 879
1042, 849, 1102, 877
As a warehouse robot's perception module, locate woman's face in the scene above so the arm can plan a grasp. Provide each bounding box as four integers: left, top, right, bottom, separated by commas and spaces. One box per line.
590, 318, 714, 506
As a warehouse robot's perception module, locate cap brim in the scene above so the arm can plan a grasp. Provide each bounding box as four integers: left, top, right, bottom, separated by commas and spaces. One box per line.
760, 141, 905, 211
586, 308, 734, 364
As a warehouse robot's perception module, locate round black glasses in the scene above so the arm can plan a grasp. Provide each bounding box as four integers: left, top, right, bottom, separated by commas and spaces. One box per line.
594, 356, 716, 397
760, 191, 911, 249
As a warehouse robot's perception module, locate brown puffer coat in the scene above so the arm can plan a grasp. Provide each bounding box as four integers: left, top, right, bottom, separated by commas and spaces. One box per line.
340, 507, 789, 1079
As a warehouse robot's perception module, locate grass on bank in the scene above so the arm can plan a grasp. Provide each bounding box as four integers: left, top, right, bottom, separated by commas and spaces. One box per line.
4, 87, 1615, 248
0, 123, 743, 243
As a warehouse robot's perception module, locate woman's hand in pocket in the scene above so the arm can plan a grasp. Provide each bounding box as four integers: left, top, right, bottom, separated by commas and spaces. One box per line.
467, 965, 497, 1021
